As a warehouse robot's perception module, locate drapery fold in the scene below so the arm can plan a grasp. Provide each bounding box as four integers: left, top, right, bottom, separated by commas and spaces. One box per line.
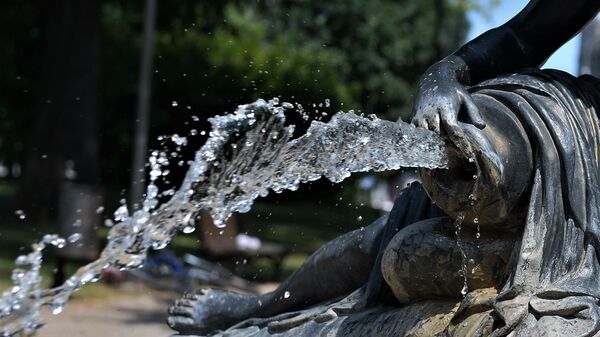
466, 70, 600, 336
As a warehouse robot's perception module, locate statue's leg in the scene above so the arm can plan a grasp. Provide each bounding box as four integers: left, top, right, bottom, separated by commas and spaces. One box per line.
168, 215, 388, 335
381, 216, 516, 304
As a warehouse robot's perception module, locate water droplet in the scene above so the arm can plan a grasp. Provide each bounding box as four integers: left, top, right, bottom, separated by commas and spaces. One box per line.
15, 255, 27, 265
182, 226, 195, 234
283, 291, 291, 299
51, 305, 63, 315
68, 233, 82, 244
152, 240, 168, 250
357, 216, 362, 221
468, 194, 477, 206
14, 209, 26, 220
146, 184, 159, 199
170, 134, 187, 146
453, 213, 469, 298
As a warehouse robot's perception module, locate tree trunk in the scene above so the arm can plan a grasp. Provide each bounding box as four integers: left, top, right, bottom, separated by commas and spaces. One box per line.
18, 0, 102, 245
130, 0, 158, 209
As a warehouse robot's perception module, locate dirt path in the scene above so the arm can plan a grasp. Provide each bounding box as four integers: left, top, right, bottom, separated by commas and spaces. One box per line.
36, 283, 278, 337
38, 294, 175, 337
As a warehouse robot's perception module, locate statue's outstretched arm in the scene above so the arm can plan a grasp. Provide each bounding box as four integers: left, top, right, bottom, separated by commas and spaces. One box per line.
457, 0, 600, 84
412, 0, 600, 140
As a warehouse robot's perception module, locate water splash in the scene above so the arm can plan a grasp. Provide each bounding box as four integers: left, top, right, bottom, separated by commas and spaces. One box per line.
0, 98, 448, 335
188, 99, 448, 227
453, 213, 469, 296
0, 235, 65, 335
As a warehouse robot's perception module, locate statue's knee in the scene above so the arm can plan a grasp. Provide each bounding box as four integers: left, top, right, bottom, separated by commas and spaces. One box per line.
381, 217, 461, 303
381, 217, 514, 304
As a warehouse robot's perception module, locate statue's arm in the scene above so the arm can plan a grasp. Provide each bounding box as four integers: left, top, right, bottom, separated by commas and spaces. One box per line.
412, 0, 600, 139
456, 0, 600, 84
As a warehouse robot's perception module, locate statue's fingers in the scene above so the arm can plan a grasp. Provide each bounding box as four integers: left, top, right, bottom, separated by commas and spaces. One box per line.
411, 100, 425, 124
443, 120, 473, 156
461, 92, 485, 129
427, 113, 441, 133
411, 113, 424, 128
438, 104, 462, 138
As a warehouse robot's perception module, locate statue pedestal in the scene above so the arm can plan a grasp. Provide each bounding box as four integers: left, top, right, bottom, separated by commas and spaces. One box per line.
176, 296, 461, 337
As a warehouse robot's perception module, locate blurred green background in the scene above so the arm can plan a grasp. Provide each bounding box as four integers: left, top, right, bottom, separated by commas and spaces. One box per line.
0, 0, 474, 293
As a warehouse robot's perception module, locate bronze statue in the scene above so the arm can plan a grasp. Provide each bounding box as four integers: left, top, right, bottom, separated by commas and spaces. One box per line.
168, 1, 600, 336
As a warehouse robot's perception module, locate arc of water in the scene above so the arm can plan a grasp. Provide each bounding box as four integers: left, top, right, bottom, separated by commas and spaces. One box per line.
0, 98, 448, 336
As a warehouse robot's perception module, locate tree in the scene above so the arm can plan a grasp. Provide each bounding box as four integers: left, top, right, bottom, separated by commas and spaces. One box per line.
257, 0, 469, 120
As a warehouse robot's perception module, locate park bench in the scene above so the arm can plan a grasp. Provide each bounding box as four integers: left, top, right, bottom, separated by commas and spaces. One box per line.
198, 211, 291, 278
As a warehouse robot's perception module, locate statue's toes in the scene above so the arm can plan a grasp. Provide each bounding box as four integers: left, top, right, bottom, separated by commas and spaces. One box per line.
182, 288, 209, 300
167, 288, 254, 335
168, 303, 194, 317
174, 298, 195, 308
167, 315, 196, 332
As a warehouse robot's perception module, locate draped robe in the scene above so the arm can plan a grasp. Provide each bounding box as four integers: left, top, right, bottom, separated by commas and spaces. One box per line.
467, 69, 600, 336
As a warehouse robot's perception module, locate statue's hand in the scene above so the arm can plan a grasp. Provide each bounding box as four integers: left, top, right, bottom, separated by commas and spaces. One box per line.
411, 59, 485, 141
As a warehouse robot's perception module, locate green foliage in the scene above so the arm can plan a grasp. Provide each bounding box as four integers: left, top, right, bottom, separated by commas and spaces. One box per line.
258, 0, 469, 120
96, 1, 364, 198
151, 4, 355, 116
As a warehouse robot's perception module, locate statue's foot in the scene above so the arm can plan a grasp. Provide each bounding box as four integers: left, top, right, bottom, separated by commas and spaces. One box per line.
167, 288, 260, 335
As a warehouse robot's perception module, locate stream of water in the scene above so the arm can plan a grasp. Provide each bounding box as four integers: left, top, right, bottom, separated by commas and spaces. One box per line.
0, 98, 449, 336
